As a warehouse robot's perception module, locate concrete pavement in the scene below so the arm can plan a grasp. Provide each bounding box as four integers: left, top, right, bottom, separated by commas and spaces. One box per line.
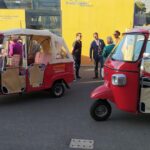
0, 67, 149, 150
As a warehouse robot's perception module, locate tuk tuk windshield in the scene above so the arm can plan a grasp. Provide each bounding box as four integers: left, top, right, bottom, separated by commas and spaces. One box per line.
111, 34, 145, 62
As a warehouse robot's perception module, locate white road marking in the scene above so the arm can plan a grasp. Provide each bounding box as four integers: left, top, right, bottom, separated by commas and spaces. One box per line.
69, 138, 94, 149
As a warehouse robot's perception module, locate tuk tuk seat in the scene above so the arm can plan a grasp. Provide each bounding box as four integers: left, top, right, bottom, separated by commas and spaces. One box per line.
35, 51, 51, 65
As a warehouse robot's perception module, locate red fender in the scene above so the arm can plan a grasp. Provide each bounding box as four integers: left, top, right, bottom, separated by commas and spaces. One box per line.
90, 83, 114, 102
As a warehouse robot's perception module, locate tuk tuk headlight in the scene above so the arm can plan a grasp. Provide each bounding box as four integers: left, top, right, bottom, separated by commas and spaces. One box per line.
112, 74, 127, 86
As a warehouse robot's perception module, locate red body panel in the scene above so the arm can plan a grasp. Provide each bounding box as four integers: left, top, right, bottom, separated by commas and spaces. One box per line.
90, 81, 114, 102
90, 29, 150, 113
142, 71, 150, 78
26, 62, 74, 92
91, 57, 140, 113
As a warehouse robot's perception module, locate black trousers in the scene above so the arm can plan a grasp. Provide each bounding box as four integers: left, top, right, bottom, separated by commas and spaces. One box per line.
94, 56, 103, 78
74, 56, 81, 77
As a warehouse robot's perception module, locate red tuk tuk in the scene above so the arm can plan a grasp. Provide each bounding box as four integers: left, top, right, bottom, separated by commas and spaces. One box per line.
0, 29, 74, 97
90, 27, 150, 121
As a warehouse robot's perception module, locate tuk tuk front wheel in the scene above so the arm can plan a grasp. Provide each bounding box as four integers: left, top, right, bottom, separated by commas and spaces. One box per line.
51, 82, 65, 98
90, 100, 112, 121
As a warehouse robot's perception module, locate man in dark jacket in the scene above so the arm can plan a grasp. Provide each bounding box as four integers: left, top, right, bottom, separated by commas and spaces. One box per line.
90, 32, 105, 79
72, 33, 82, 79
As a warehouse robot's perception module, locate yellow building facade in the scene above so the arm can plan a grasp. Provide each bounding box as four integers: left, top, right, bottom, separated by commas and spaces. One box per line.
0, 1, 135, 64
61, 0, 135, 64
0, 9, 26, 30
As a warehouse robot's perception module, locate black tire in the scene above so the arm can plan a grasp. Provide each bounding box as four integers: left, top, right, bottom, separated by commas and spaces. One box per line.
90, 100, 112, 121
51, 82, 65, 98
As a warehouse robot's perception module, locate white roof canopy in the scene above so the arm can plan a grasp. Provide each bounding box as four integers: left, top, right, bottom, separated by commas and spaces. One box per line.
2, 28, 56, 37
1, 28, 74, 64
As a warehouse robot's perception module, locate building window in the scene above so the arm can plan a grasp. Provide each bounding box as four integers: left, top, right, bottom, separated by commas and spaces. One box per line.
134, 0, 150, 26
4, 0, 32, 9
1, 0, 61, 35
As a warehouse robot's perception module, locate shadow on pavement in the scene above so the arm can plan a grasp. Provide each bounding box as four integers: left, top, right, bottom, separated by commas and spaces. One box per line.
0, 91, 53, 106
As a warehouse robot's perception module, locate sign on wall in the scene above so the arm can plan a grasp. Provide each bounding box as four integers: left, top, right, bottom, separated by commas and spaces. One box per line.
65, 0, 93, 7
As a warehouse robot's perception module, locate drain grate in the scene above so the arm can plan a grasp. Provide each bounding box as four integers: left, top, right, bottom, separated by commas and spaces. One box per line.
69, 138, 94, 149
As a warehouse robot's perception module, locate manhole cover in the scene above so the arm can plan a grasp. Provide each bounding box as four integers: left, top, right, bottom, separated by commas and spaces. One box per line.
69, 138, 94, 149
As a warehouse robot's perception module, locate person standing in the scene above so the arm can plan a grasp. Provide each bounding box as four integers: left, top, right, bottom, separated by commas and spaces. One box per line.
8, 36, 23, 66
8, 36, 23, 58
113, 30, 121, 45
90, 32, 105, 79
102, 36, 115, 61
72, 33, 82, 79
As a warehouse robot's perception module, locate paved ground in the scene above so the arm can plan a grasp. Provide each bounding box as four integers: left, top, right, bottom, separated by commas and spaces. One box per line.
0, 67, 150, 150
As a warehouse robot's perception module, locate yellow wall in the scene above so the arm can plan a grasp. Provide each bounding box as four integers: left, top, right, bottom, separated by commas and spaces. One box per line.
0, 9, 26, 30
61, 0, 135, 64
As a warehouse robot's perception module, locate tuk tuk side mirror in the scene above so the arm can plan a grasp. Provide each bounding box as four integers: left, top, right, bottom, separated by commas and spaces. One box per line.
143, 53, 150, 59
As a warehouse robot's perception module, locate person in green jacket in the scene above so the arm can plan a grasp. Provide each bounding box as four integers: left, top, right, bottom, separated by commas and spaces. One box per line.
102, 36, 115, 61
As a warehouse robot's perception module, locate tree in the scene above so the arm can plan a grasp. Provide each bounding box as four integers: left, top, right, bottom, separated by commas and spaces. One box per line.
135, 0, 146, 13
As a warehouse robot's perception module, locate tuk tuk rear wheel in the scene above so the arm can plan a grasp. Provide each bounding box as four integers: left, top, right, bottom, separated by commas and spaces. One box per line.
51, 82, 65, 98
90, 100, 111, 121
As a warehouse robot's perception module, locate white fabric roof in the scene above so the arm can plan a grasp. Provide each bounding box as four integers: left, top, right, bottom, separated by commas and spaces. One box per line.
1, 28, 74, 64
1, 28, 61, 40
